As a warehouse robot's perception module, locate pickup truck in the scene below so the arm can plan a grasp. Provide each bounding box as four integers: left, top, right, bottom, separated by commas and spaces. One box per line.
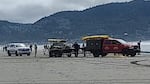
82, 35, 140, 57
7, 43, 31, 56
48, 39, 72, 57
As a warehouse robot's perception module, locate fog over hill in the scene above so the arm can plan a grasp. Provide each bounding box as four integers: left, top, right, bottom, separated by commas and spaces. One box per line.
0, 0, 150, 43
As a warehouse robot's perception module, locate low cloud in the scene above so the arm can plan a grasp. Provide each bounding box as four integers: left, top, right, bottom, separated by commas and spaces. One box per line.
0, 0, 132, 23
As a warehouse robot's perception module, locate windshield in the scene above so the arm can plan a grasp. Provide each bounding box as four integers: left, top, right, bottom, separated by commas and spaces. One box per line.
52, 43, 65, 47
16, 44, 26, 47
9, 43, 26, 47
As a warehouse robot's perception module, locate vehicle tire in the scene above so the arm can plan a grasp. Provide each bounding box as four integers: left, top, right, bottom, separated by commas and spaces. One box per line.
56, 53, 62, 57
27, 53, 30, 56
125, 49, 136, 57
101, 53, 107, 57
49, 51, 53, 57
20, 54, 22, 56
67, 54, 71, 57
130, 52, 136, 57
7, 51, 11, 56
93, 53, 100, 57
122, 49, 129, 57
122, 53, 125, 56
54, 50, 62, 57
122, 53, 129, 56
15, 51, 18, 56
92, 50, 100, 57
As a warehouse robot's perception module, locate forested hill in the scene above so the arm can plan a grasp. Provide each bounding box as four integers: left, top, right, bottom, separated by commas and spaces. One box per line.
0, 0, 150, 42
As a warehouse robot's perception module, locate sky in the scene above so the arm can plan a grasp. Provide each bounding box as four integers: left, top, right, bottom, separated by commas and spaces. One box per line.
0, 0, 132, 23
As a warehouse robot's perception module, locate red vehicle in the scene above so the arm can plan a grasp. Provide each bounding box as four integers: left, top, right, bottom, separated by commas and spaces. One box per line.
82, 35, 140, 57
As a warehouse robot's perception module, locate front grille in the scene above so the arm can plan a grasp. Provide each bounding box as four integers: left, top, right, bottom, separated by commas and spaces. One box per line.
18, 49, 30, 51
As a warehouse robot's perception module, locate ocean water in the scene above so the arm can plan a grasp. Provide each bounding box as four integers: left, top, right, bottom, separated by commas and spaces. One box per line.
0, 41, 150, 52
141, 42, 150, 52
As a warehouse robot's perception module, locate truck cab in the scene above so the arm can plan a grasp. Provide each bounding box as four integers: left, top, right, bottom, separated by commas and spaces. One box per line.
82, 35, 140, 57
103, 38, 128, 53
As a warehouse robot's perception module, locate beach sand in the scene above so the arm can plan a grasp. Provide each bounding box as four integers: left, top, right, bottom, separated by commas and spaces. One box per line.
0, 46, 150, 84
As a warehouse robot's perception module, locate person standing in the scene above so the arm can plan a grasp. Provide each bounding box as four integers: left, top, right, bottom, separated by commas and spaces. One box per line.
3, 45, 7, 52
72, 42, 80, 57
30, 44, 32, 51
137, 40, 141, 55
43, 44, 48, 55
82, 43, 86, 57
34, 44, 37, 57
2, 46, 5, 52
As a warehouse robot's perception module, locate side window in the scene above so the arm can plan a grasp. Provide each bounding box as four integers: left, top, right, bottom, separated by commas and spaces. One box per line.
16, 45, 19, 47
10, 45, 15, 47
104, 40, 111, 44
112, 40, 121, 44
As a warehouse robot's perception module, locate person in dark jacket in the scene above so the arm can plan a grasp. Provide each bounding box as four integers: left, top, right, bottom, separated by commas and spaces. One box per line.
137, 40, 141, 55
72, 42, 80, 57
30, 44, 32, 51
34, 44, 37, 57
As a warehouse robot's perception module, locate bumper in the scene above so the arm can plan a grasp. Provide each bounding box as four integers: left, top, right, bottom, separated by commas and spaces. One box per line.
18, 51, 31, 54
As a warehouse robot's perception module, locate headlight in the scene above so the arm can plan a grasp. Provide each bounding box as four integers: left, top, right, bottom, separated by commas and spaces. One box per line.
18, 49, 30, 51
129, 46, 134, 49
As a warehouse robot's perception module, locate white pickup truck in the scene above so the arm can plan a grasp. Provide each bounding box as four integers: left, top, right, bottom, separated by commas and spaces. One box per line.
7, 43, 31, 56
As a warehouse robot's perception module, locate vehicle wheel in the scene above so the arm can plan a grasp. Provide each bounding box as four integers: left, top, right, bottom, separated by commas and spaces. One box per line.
126, 54, 130, 57
56, 53, 62, 57
130, 52, 136, 57
122, 53, 129, 56
49, 51, 58, 57
93, 53, 100, 57
67, 54, 71, 57
101, 53, 107, 57
27, 53, 30, 56
15, 51, 18, 56
7, 51, 11, 56
54, 51, 62, 57
20, 54, 22, 56
49, 51, 53, 57
122, 53, 125, 56
122, 49, 129, 57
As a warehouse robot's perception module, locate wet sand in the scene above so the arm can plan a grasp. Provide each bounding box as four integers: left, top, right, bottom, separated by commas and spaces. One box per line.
0, 47, 150, 84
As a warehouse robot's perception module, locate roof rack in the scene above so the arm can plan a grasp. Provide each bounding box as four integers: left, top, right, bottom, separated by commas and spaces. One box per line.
82, 35, 110, 40
48, 38, 66, 43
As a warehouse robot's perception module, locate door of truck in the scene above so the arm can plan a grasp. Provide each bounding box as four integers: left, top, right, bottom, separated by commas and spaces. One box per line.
86, 39, 102, 51
103, 40, 122, 53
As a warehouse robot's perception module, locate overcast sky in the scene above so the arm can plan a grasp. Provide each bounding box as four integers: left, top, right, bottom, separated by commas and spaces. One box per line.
0, 0, 132, 23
